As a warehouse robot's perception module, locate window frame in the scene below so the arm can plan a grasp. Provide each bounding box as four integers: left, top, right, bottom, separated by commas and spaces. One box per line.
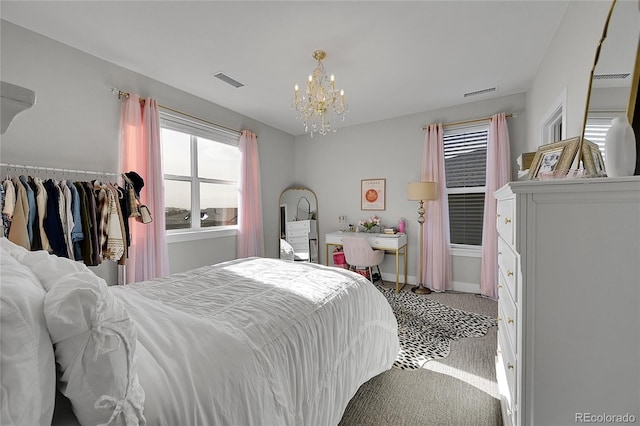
159, 109, 240, 242
443, 123, 489, 253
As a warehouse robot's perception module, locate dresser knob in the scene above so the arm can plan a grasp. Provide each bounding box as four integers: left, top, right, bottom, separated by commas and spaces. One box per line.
497, 316, 503, 322
507, 363, 514, 370
507, 270, 514, 277
507, 317, 514, 324
505, 218, 511, 224
498, 251, 502, 255
498, 284, 503, 289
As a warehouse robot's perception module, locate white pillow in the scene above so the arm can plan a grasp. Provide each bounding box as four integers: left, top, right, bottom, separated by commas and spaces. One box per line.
0, 237, 89, 292
44, 272, 145, 426
0, 249, 56, 425
0, 238, 146, 426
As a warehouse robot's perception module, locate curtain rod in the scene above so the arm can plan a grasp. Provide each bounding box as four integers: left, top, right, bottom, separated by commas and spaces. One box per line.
1, 162, 117, 177
113, 89, 242, 136
422, 112, 518, 131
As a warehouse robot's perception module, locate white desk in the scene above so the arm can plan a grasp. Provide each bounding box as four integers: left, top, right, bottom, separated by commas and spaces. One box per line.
325, 231, 408, 293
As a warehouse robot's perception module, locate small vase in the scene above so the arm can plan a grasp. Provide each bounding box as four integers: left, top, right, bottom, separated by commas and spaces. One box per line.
604, 116, 636, 177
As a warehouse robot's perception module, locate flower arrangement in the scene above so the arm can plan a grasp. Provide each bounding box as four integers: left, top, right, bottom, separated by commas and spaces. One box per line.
359, 215, 380, 232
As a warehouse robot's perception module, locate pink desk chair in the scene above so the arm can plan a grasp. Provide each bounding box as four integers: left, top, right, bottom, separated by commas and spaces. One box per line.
341, 236, 385, 284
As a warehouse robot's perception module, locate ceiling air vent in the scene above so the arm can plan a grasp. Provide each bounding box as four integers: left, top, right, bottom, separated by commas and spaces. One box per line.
593, 73, 630, 80
464, 87, 497, 98
212, 72, 245, 88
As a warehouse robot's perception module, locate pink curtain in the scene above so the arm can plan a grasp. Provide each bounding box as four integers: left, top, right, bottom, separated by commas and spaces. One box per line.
237, 130, 264, 258
119, 95, 169, 283
421, 123, 451, 292
480, 113, 512, 299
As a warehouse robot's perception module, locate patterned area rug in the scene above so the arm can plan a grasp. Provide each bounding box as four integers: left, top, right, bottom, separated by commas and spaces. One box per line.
375, 285, 498, 370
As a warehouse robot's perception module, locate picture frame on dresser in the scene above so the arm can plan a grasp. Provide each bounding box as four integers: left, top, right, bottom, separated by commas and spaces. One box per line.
527, 137, 580, 180
581, 139, 607, 177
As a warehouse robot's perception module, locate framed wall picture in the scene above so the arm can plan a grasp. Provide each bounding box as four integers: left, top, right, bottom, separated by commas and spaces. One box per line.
361, 178, 386, 210
528, 137, 580, 180
581, 138, 607, 177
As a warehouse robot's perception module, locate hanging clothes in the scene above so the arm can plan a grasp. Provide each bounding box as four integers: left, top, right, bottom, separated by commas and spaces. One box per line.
8, 177, 30, 250
42, 179, 68, 258
59, 180, 75, 259
67, 181, 84, 260
33, 177, 50, 252
1, 169, 137, 269
104, 185, 125, 261
83, 181, 101, 266
2, 179, 16, 227
26, 177, 42, 251
74, 182, 94, 264
18, 176, 36, 246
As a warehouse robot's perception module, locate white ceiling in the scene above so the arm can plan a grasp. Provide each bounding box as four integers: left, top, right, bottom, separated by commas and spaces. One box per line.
0, 1, 572, 136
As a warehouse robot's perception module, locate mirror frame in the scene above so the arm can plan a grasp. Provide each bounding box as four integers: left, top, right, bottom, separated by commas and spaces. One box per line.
579, 0, 640, 173
278, 186, 320, 263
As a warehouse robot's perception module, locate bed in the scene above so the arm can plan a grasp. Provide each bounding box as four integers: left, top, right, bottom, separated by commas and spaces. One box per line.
0, 237, 399, 426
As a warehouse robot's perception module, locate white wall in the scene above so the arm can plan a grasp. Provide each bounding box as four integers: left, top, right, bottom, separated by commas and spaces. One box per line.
293, 93, 527, 292
1, 0, 615, 290
0, 20, 295, 282
525, 0, 612, 151
291, 0, 617, 292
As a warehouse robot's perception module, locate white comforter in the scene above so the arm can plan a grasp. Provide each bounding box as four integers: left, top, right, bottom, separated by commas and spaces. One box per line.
110, 258, 399, 426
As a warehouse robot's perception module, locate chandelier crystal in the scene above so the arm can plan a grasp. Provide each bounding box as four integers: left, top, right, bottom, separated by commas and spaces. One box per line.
292, 50, 348, 137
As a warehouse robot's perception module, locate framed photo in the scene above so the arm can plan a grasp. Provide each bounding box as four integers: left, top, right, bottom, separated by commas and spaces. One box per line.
581, 138, 607, 177
361, 178, 386, 210
528, 137, 580, 180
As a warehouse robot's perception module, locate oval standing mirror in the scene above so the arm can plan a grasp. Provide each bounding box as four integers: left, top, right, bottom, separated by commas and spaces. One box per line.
279, 187, 319, 263
580, 0, 640, 175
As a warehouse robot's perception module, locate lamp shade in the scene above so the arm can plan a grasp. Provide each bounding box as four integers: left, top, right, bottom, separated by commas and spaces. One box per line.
407, 181, 437, 201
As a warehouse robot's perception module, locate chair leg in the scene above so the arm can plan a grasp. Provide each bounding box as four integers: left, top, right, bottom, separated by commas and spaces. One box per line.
376, 265, 382, 283
368, 266, 374, 283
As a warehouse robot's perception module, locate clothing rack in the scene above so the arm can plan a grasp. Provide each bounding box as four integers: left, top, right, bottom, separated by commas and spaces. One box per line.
1, 163, 126, 285
0, 163, 117, 181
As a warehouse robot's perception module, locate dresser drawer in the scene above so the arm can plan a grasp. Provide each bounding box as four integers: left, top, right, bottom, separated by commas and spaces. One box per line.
497, 237, 518, 302
287, 229, 310, 239
287, 236, 309, 249
498, 283, 518, 353
498, 327, 517, 406
496, 348, 516, 426
496, 198, 515, 245
287, 220, 316, 232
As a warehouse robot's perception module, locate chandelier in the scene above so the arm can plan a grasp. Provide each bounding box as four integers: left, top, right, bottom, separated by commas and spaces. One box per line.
292, 50, 348, 137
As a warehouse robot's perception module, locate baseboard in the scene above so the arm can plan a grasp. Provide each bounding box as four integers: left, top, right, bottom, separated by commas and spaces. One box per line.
379, 273, 481, 294
450, 280, 481, 294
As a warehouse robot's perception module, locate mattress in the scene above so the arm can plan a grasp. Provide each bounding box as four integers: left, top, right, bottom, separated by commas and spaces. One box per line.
104, 257, 399, 425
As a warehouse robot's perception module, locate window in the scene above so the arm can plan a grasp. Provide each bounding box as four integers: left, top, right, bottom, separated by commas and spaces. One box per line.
160, 111, 240, 232
541, 89, 567, 144
444, 124, 488, 246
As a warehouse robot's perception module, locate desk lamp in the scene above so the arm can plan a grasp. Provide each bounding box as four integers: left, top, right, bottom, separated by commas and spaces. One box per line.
407, 181, 437, 294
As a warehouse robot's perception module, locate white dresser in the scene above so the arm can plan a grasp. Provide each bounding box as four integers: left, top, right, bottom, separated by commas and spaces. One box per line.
494, 177, 640, 426
285, 220, 318, 262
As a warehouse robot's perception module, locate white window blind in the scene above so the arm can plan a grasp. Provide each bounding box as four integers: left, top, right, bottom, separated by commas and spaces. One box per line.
584, 112, 624, 162
444, 125, 488, 246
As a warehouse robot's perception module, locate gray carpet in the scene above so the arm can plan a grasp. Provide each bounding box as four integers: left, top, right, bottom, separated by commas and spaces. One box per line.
339, 285, 503, 426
